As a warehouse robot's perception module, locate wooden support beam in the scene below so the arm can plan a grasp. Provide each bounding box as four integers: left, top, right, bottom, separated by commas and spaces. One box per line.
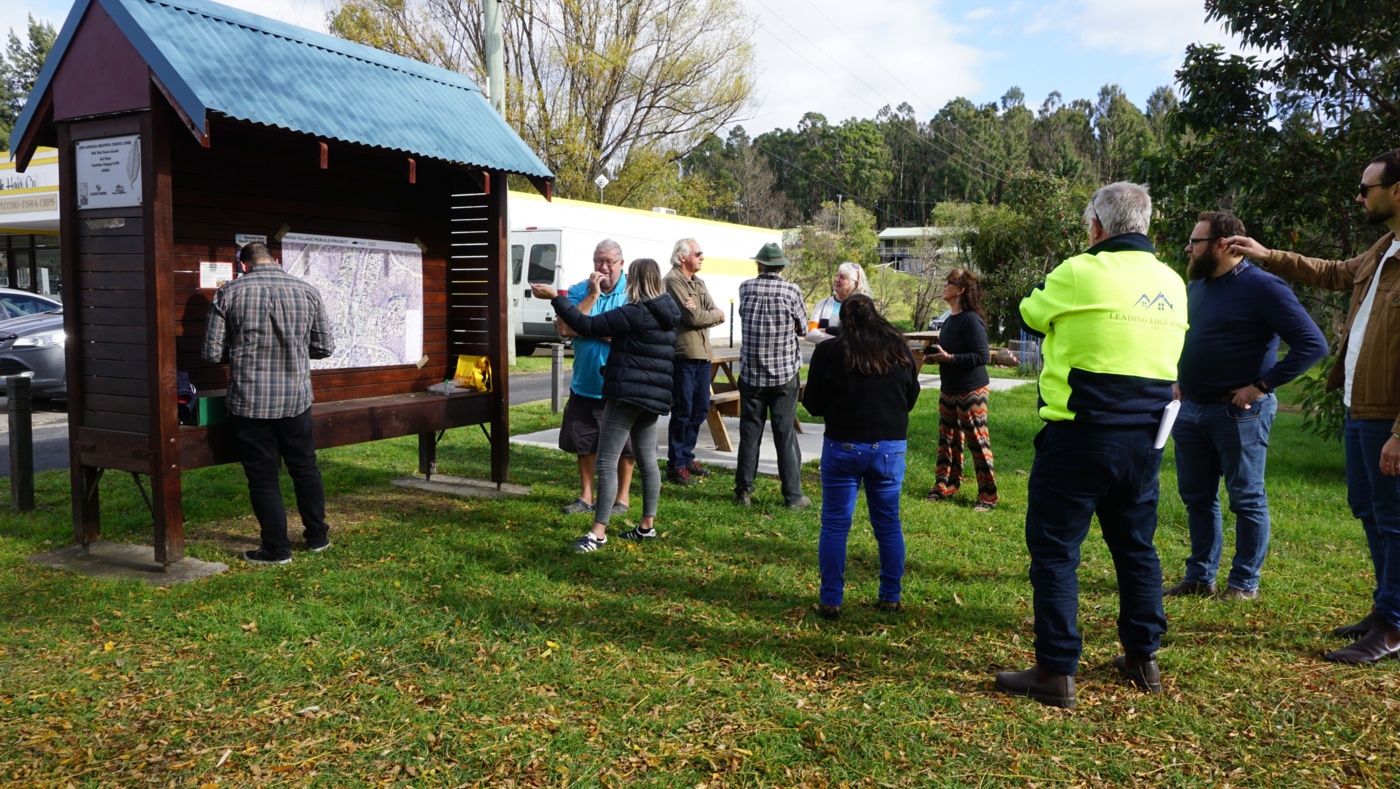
526, 175, 553, 201
319, 141, 329, 169
408, 157, 416, 184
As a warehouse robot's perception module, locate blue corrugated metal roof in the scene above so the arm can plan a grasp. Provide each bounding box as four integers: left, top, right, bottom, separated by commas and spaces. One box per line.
14, 0, 552, 179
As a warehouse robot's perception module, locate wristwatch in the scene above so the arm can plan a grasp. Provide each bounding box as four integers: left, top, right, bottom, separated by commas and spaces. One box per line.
1252, 379, 1273, 395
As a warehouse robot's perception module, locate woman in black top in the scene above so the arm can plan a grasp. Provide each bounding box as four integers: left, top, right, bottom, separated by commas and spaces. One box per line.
925, 267, 998, 511
802, 295, 921, 619
532, 258, 681, 553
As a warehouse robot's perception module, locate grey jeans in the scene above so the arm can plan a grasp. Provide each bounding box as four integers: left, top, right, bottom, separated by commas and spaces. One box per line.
594, 400, 660, 526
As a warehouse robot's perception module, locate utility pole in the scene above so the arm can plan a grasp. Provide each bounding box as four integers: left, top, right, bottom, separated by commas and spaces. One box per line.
482, 0, 514, 363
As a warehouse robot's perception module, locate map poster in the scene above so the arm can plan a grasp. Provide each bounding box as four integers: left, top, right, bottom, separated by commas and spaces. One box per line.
280, 232, 424, 370
75, 136, 142, 210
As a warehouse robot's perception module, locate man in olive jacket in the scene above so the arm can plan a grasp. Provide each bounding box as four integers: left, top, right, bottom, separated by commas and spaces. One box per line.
664, 238, 726, 485
1226, 149, 1400, 664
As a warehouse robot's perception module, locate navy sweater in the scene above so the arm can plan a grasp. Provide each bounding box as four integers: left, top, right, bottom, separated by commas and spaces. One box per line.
1177, 261, 1327, 400
935, 311, 991, 395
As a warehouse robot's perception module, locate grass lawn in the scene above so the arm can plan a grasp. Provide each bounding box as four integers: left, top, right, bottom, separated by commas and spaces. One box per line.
2, 386, 1395, 787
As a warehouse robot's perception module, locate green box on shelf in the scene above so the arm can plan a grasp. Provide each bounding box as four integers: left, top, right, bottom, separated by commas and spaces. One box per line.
194, 390, 227, 426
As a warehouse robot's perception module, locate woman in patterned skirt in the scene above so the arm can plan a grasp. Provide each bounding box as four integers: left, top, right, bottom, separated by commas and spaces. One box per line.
925, 268, 998, 512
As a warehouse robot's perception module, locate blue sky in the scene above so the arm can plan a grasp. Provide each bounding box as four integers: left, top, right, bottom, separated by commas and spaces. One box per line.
6, 0, 1251, 135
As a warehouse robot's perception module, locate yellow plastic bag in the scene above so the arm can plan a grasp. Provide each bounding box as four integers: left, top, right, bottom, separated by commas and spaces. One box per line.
452, 355, 493, 392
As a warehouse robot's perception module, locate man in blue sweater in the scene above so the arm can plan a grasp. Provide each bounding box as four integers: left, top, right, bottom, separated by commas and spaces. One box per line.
1166, 211, 1327, 602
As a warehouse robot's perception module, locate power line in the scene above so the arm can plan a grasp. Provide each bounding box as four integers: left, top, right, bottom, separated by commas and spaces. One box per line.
749, 0, 1008, 184
792, 0, 1018, 172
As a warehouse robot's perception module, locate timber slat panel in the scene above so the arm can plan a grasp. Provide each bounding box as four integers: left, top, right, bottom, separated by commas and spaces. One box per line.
78, 289, 145, 309
79, 375, 148, 398
81, 392, 150, 416
78, 253, 144, 272
78, 235, 145, 255
74, 427, 153, 473
81, 343, 147, 363
81, 271, 146, 290
84, 359, 147, 379
82, 410, 149, 433
178, 391, 492, 469
78, 308, 147, 327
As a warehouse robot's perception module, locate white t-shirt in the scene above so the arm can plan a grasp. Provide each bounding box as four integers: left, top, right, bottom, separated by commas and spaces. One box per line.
1344, 238, 1400, 406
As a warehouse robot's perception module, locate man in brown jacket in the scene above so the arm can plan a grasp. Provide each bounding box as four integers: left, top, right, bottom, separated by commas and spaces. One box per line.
664, 238, 726, 485
1226, 149, 1400, 664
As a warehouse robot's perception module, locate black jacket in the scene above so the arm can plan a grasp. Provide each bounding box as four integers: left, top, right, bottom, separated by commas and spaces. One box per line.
552, 293, 682, 415
936, 311, 990, 395
803, 341, 921, 441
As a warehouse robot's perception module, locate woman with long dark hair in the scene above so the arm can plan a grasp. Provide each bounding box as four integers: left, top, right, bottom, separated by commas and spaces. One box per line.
802, 295, 921, 618
925, 267, 998, 511
531, 258, 681, 553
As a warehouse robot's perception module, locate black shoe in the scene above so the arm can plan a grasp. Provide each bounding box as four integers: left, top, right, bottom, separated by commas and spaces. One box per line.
875, 600, 902, 614
685, 461, 710, 477
994, 666, 1076, 709
1112, 654, 1162, 692
1164, 579, 1217, 597
1333, 611, 1375, 639
733, 491, 752, 507
307, 540, 331, 553
1217, 586, 1260, 601
666, 467, 697, 486
1323, 620, 1400, 664
243, 549, 292, 565
616, 525, 656, 541
815, 604, 841, 620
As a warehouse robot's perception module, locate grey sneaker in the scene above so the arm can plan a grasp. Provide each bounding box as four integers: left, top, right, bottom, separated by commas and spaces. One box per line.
243, 549, 292, 565
571, 534, 607, 553
560, 498, 595, 515
617, 525, 657, 541
786, 495, 812, 511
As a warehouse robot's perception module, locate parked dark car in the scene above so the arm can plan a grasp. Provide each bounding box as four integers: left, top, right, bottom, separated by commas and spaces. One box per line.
0, 307, 67, 398
928, 308, 952, 331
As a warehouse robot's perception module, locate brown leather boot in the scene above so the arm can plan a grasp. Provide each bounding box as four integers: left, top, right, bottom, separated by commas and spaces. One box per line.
1323, 618, 1400, 664
994, 666, 1076, 709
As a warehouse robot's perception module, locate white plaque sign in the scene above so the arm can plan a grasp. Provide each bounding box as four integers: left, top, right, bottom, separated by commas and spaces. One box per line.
200, 261, 234, 290
75, 135, 142, 210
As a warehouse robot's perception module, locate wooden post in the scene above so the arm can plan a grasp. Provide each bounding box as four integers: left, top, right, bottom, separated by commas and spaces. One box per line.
7, 376, 35, 512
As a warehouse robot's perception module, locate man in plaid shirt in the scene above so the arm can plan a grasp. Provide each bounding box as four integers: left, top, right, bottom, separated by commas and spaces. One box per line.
735, 243, 811, 509
203, 242, 336, 565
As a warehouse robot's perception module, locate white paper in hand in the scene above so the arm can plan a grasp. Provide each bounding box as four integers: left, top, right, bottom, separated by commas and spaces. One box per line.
1154, 400, 1181, 449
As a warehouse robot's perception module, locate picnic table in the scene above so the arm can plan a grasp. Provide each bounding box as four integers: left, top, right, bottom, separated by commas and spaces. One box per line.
703, 346, 805, 452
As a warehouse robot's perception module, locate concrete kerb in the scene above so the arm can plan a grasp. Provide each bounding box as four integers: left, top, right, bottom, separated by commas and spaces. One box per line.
27, 541, 229, 586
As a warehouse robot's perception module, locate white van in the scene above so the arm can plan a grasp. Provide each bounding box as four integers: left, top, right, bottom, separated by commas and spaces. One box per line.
508, 192, 781, 355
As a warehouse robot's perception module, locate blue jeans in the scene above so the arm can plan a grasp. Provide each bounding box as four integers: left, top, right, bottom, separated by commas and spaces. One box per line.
1173, 395, 1277, 591
667, 358, 711, 470
1025, 422, 1167, 675
818, 438, 907, 607
735, 374, 804, 504
1344, 414, 1400, 630
230, 408, 328, 559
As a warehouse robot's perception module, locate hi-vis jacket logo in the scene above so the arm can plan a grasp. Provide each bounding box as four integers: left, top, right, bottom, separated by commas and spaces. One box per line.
1134, 293, 1176, 313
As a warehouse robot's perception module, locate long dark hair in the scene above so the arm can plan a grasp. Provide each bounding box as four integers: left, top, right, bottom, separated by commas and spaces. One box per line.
837, 295, 912, 377
947, 267, 985, 321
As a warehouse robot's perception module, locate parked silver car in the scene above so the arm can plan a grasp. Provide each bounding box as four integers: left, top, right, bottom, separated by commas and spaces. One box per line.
0, 287, 61, 321
0, 306, 67, 399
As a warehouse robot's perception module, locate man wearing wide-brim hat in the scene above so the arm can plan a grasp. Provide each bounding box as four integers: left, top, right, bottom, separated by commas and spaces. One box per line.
733, 242, 811, 509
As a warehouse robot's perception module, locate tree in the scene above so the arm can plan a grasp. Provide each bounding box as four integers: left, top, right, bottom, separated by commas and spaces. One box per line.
1143, 0, 1400, 437
328, 0, 756, 201
0, 16, 56, 151
681, 127, 792, 227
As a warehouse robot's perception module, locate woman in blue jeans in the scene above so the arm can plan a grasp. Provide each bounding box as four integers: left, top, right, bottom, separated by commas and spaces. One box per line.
802, 295, 922, 618
532, 258, 681, 553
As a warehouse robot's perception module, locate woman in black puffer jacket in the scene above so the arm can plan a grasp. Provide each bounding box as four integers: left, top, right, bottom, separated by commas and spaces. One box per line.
532, 258, 682, 553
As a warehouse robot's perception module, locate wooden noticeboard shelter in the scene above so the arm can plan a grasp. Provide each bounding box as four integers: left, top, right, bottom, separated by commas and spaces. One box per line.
9, 0, 554, 565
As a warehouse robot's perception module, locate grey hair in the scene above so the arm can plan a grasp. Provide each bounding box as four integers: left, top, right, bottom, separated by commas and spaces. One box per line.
626, 258, 664, 302
837, 261, 872, 297
670, 238, 698, 267
1083, 182, 1152, 237
595, 239, 622, 259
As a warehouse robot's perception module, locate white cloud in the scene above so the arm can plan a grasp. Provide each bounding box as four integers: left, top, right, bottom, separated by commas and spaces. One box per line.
965, 7, 996, 21
741, 0, 985, 133
1030, 0, 1247, 57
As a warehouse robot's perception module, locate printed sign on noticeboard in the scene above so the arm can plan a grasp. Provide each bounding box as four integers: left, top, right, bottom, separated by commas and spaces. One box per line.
75, 135, 142, 210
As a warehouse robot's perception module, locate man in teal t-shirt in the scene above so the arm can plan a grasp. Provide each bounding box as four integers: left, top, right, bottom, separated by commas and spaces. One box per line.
556, 240, 634, 516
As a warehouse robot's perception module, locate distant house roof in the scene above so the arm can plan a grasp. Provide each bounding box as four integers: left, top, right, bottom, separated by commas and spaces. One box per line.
12, 0, 552, 181
877, 227, 945, 241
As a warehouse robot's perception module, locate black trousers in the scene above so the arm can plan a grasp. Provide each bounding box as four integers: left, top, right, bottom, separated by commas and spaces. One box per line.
231, 407, 328, 559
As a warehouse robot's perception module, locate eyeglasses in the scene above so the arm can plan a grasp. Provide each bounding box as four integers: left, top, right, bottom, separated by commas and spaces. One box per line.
1187, 236, 1220, 246
592, 258, 621, 267
1358, 180, 1398, 198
